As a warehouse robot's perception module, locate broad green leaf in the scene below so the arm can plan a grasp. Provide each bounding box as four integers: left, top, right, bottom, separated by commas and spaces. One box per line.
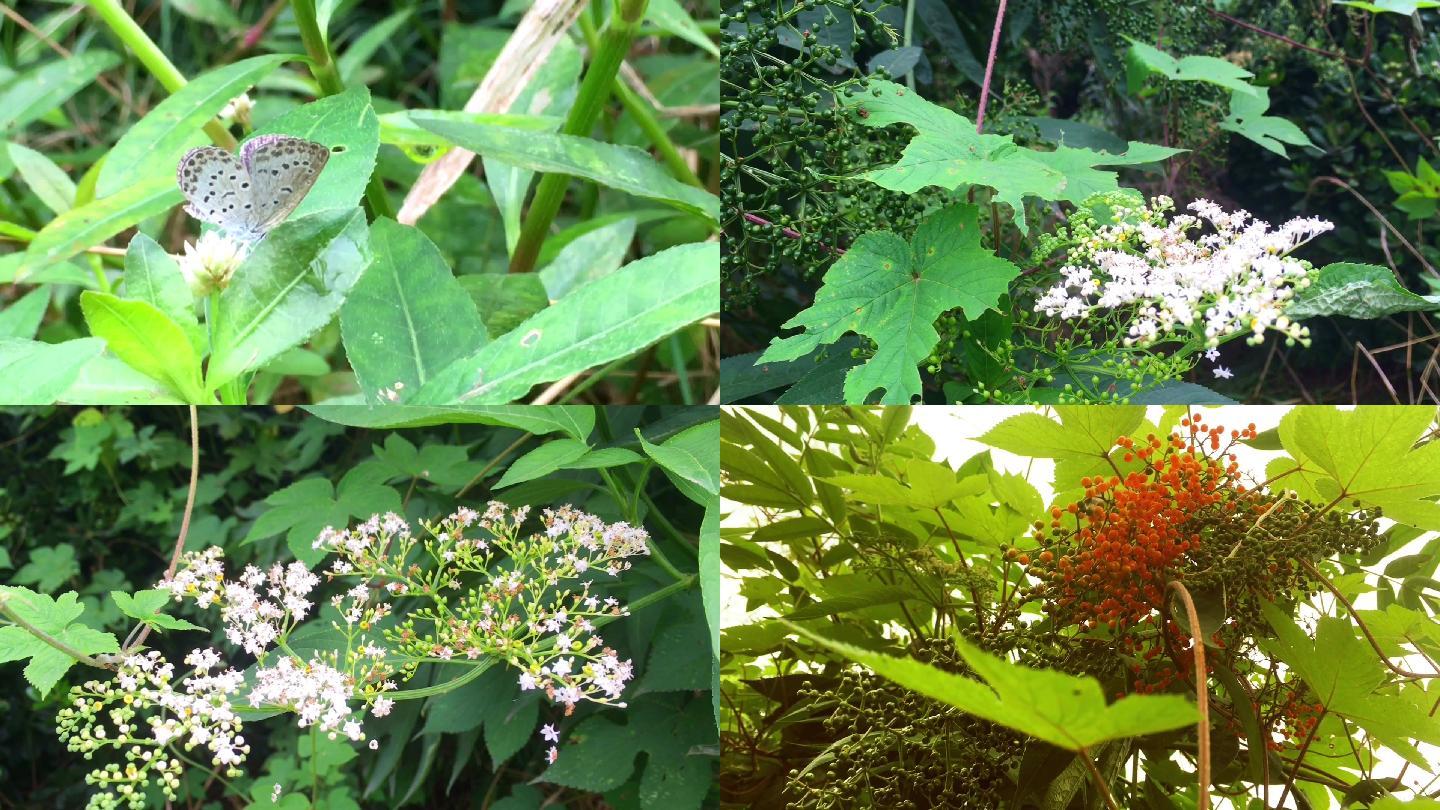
0, 286, 50, 339
208, 209, 372, 389
411, 242, 717, 404
339, 218, 487, 404
97, 54, 291, 198
111, 589, 205, 632
538, 218, 636, 300
495, 438, 591, 488
243, 472, 402, 566
757, 204, 1019, 404
639, 419, 720, 504
245, 86, 380, 220
58, 354, 185, 405
646, 0, 720, 56
459, 273, 550, 339
0, 587, 119, 696
540, 698, 714, 803
120, 233, 204, 354
8, 142, 75, 214
302, 404, 595, 439
1219, 88, 1314, 158
1277, 407, 1440, 529
80, 291, 211, 403
14, 544, 79, 592
1335, 0, 1440, 12
337, 9, 413, 85
838, 80, 1183, 232
0, 51, 120, 135
379, 110, 559, 149
19, 178, 180, 278
412, 113, 720, 222
1124, 39, 1260, 97
784, 584, 917, 620
1290, 262, 1440, 320
700, 505, 719, 666
979, 407, 1145, 460
785, 621, 1196, 751
0, 337, 106, 404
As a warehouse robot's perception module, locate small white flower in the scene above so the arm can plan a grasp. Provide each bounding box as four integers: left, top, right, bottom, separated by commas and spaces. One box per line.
540, 723, 560, 743
1204, 347, 1220, 362
1213, 365, 1234, 379
176, 231, 247, 296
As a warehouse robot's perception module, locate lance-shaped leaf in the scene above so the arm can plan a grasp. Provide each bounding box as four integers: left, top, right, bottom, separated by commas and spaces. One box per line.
783, 620, 1196, 751
758, 204, 1019, 404
838, 81, 1182, 232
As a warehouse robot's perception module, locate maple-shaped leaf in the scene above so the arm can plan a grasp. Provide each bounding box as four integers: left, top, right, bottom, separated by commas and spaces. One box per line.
0, 586, 119, 696
1219, 88, 1315, 158
757, 204, 1019, 404
838, 80, 1182, 232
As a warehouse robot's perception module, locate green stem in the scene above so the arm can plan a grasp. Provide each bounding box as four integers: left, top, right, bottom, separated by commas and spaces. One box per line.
84, 0, 236, 150
665, 332, 695, 404
0, 593, 111, 669
289, 0, 394, 220
509, 0, 651, 274
577, 12, 704, 189
310, 725, 319, 807
385, 574, 696, 701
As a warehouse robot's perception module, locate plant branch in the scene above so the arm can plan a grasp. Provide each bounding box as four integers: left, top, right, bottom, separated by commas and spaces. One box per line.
1167, 580, 1211, 810
1076, 746, 1120, 810
128, 406, 201, 653
1296, 556, 1437, 679
975, 0, 1009, 133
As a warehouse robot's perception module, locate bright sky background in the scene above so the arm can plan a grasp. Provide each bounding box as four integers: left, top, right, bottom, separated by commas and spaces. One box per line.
721, 405, 1438, 809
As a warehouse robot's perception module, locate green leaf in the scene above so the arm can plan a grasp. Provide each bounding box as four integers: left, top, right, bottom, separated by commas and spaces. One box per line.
1289, 263, 1440, 320
80, 291, 211, 403
8, 141, 75, 215
245, 86, 380, 220
700, 506, 719, 689
495, 438, 591, 488
120, 233, 204, 354
0, 286, 50, 340
1277, 407, 1440, 529
208, 209, 372, 389
411, 113, 719, 222
1334, 0, 1440, 13
839, 81, 1183, 232
758, 204, 1019, 404
169, 0, 243, 28
1124, 39, 1259, 97
646, 0, 720, 56
336, 9, 413, 85
411, 242, 716, 404
56, 354, 186, 405
0, 587, 119, 696
0, 338, 106, 404
111, 589, 205, 632
19, 178, 180, 278
14, 544, 79, 592
638, 420, 719, 505
339, 218, 487, 404
302, 404, 595, 440
979, 407, 1144, 460
538, 218, 636, 300
784, 584, 917, 620
458, 274, 550, 340
0, 52, 120, 136
783, 621, 1195, 751
97, 54, 290, 199
243, 472, 402, 566
541, 697, 714, 805
1219, 88, 1314, 158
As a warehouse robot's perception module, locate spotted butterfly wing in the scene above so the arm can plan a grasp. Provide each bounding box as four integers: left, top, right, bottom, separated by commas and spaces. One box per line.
241, 135, 330, 234
176, 135, 330, 243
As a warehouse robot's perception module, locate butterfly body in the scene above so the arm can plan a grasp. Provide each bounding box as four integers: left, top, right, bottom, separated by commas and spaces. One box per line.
177, 135, 330, 243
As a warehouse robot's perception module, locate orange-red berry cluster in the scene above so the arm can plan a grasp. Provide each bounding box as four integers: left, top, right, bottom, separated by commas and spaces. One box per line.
1031, 418, 1259, 631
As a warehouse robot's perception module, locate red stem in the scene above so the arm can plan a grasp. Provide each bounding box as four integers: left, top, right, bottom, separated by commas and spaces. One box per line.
739, 211, 845, 255
976, 0, 1009, 133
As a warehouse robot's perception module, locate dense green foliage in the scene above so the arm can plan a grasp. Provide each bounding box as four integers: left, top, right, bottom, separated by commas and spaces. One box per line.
722, 0, 1440, 404
0, 405, 718, 809
721, 405, 1440, 808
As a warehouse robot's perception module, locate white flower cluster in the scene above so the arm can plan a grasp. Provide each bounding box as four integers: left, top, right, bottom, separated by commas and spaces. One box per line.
57, 648, 250, 810
1034, 197, 1332, 348
157, 548, 320, 656
176, 230, 247, 296
249, 656, 370, 742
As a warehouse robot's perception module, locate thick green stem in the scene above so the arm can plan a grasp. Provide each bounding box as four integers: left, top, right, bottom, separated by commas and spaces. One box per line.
289, 0, 395, 219
85, 0, 236, 150
509, 0, 650, 274
577, 13, 704, 189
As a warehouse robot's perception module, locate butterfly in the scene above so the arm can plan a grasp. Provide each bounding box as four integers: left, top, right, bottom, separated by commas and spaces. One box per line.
176, 135, 330, 243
